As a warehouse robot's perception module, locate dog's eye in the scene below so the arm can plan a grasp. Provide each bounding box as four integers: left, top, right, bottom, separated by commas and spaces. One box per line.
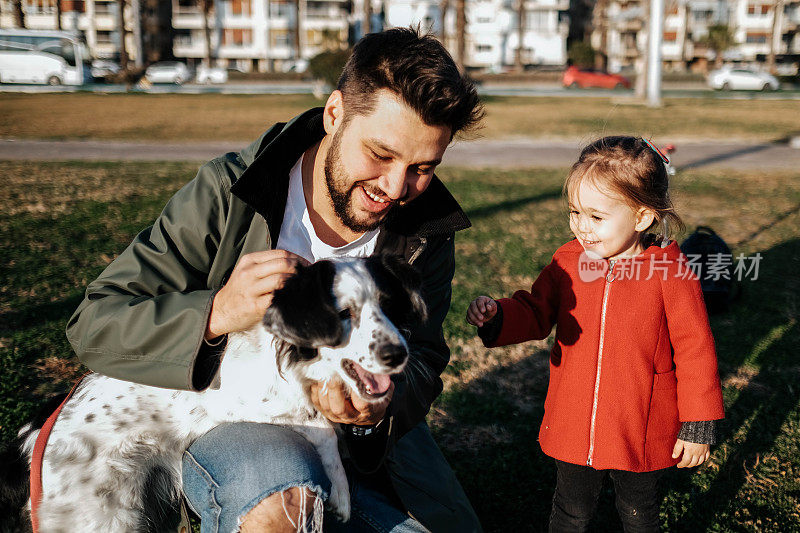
338, 308, 352, 320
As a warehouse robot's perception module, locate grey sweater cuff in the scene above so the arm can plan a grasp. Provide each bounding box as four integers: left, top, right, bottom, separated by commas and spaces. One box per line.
678, 420, 718, 445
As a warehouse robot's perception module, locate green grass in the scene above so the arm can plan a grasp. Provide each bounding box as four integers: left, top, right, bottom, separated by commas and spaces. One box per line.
1, 161, 799, 531
1, 93, 799, 141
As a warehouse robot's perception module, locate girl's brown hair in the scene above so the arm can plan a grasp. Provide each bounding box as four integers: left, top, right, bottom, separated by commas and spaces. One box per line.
563, 136, 685, 238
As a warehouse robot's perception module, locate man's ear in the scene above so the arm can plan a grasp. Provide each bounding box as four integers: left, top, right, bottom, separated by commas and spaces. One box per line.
323, 90, 344, 135
635, 208, 656, 232
262, 261, 343, 348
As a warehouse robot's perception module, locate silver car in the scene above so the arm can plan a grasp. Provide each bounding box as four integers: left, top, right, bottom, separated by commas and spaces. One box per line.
144, 61, 191, 84
708, 68, 780, 91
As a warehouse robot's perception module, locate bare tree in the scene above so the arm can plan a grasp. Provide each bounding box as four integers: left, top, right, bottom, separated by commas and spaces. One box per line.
201, 0, 214, 67
767, 0, 785, 74
516, 0, 526, 71
292, 0, 303, 61
117, 0, 129, 70
55, 0, 63, 30
439, 0, 449, 43
363, 0, 372, 35
455, 0, 465, 69
12, 0, 25, 28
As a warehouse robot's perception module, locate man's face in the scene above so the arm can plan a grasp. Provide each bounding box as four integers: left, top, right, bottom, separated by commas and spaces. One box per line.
323, 90, 452, 233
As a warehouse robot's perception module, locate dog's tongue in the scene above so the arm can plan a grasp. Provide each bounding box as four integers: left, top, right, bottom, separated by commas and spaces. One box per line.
351, 362, 392, 395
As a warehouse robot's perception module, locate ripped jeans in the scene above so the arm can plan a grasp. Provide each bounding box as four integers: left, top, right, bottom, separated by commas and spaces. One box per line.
182, 422, 431, 533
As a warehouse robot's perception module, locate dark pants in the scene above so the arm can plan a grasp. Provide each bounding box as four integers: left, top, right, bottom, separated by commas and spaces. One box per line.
549, 460, 664, 533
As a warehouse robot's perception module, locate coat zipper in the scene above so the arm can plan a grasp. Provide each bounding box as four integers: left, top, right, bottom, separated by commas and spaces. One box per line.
587, 259, 616, 466
408, 237, 428, 265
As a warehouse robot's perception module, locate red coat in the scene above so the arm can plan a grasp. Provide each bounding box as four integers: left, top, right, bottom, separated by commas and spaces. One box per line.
485, 239, 725, 472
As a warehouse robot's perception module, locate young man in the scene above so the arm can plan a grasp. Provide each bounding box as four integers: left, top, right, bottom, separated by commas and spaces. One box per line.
67, 28, 483, 532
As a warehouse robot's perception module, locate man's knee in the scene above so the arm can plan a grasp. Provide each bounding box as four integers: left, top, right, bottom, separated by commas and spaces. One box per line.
240, 486, 323, 533
181, 423, 332, 531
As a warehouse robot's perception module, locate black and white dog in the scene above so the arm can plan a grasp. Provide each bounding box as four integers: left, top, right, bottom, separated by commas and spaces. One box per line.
0, 255, 426, 532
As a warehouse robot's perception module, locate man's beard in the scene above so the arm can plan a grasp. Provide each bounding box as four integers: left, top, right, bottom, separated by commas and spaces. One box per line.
324, 126, 387, 234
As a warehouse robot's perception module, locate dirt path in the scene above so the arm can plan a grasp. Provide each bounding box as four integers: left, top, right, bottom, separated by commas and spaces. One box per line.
1, 138, 799, 170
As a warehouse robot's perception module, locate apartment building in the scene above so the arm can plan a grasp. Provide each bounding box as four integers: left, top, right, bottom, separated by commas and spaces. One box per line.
385, 0, 569, 69
171, 0, 350, 72
592, 0, 800, 73
0, 0, 171, 63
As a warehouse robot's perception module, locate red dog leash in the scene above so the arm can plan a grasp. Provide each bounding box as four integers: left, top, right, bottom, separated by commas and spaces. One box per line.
29, 375, 88, 533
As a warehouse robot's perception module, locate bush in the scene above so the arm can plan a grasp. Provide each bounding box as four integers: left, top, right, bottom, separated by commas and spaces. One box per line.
568, 41, 595, 68
308, 49, 351, 88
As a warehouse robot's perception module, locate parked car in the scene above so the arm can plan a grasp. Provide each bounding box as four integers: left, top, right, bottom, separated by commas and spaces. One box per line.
90, 59, 120, 81
707, 68, 779, 91
196, 65, 228, 84
144, 61, 191, 84
562, 66, 631, 89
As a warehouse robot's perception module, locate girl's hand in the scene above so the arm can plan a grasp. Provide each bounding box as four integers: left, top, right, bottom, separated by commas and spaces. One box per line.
467, 296, 498, 327
672, 439, 710, 468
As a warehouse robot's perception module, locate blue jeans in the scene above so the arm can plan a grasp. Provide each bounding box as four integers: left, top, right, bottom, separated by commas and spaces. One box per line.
182, 422, 431, 533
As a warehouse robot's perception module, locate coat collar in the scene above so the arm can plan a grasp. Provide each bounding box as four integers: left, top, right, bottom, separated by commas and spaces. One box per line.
230, 108, 471, 247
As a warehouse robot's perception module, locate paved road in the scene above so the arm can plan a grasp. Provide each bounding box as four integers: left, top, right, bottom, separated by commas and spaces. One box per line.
2, 82, 800, 100
1, 138, 798, 170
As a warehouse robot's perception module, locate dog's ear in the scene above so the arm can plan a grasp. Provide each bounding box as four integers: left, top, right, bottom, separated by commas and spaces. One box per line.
366, 255, 428, 327
262, 260, 343, 348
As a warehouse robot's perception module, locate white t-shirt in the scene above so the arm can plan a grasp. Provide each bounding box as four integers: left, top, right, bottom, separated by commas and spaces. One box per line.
275, 157, 380, 262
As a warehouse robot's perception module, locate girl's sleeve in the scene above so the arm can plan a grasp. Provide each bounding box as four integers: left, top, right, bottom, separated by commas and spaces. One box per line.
482, 260, 560, 348
661, 265, 725, 422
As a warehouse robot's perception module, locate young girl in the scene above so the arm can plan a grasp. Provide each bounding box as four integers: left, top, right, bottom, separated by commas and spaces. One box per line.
467, 136, 724, 532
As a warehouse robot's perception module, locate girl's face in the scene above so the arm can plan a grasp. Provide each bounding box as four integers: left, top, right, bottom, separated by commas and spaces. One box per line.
568, 178, 655, 261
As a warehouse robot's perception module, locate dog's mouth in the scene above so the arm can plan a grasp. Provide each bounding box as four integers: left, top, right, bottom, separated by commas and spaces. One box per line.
342, 360, 393, 399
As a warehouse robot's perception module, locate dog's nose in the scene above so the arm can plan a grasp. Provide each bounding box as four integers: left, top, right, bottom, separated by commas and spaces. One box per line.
378, 344, 408, 367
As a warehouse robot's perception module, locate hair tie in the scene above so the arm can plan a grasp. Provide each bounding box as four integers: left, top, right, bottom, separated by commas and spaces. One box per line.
643, 138, 670, 165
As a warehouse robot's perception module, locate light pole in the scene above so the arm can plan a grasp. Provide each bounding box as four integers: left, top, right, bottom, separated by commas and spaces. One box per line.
647, 0, 664, 107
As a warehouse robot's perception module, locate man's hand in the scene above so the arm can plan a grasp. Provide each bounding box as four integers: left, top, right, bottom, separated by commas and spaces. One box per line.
309, 380, 392, 426
205, 250, 309, 340
672, 439, 711, 468
466, 296, 498, 328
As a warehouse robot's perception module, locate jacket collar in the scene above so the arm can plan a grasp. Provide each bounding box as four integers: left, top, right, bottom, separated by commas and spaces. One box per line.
230, 108, 471, 247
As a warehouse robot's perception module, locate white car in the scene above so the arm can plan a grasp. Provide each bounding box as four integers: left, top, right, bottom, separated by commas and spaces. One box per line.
195, 65, 228, 84
708, 68, 780, 91
90, 59, 119, 81
144, 61, 191, 84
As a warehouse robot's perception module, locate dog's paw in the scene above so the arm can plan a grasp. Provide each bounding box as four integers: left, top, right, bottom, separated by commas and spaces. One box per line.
326, 478, 351, 522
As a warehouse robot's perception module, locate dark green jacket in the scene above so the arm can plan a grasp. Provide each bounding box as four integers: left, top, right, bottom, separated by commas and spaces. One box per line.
66, 108, 482, 532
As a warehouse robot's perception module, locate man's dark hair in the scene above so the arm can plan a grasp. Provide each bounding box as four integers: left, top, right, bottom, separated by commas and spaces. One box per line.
337, 27, 483, 137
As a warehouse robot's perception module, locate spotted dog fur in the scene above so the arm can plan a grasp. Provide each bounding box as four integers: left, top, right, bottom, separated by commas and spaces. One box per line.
2, 256, 426, 533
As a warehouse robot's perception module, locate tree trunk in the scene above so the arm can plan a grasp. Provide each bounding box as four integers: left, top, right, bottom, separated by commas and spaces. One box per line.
456, 0, 465, 69
118, 0, 129, 70
439, 0, 449, 43
202, 0, 213, 67
634, 2, 649, 99
363, 0, 372, 35
12, 0, 25, 28
679, 1, 689, 69
55, 0, 62, 30
766, 0, 783, 74
293, 0, 302, 60
516, 0, 525, 71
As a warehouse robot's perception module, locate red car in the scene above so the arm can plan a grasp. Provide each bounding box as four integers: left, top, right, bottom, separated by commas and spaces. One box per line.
562, 66, 631, 89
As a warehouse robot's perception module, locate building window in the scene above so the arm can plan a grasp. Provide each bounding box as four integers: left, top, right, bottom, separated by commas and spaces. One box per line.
96, 30, 114, 44
25, 0, 57, 14
223, 28, 253, 46
475, 44, 492, 52
94, 1, 113, 15
526, 11, 549, 31
745, 32, 768, 43
663, 31, 677, 42
229, 0, 252, 16
61, 0, 85, 11
271, 1, 291, 17
174, 28, 193, 46
271, 29, 290, 47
